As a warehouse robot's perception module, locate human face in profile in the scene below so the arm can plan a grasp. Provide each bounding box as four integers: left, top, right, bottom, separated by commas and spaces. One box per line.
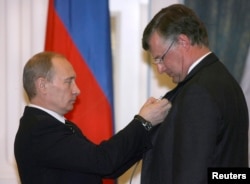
149, 32, 187, 83
45, 57, 80, 115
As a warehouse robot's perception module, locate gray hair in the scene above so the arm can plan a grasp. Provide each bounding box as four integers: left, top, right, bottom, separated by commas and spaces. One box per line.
23, 51, 65, 100
142, 4, 209, 50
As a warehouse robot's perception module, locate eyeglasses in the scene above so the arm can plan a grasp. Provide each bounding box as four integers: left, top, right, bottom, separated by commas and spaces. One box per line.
152, 40, 175, 64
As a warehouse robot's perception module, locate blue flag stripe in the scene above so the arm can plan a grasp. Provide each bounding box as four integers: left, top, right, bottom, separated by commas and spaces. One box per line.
54, 0, 113, 105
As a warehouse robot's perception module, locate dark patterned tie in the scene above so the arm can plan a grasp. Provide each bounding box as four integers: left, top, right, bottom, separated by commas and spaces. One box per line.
65, 120, 76, 133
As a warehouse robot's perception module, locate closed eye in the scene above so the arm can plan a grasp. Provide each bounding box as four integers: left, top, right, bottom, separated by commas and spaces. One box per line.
64, 77, 75, 84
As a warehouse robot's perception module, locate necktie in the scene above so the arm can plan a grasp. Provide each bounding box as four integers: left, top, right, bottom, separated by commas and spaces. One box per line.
65, 120, 91, 142
65, 120, 75, 133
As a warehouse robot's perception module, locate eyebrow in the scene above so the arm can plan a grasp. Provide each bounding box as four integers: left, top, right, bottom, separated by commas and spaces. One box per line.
64, 76, 76, 81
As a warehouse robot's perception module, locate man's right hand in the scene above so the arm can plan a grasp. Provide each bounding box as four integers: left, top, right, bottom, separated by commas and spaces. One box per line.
138, 97, 171, 126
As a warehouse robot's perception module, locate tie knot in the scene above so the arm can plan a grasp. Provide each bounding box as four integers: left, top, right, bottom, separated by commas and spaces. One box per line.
65, 120, 75, 133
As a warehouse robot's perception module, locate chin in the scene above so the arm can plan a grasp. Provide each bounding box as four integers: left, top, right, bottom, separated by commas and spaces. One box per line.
172, 79, 178, 84
67, 105, 74, 112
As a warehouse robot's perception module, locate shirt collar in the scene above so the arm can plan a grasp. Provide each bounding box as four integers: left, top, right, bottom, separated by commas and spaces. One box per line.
188, 52, 212, 74
28, 104, 66, 124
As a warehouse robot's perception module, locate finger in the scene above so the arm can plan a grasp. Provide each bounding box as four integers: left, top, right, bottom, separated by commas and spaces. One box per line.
145, 97, 157, 104
157, 98, 169, 105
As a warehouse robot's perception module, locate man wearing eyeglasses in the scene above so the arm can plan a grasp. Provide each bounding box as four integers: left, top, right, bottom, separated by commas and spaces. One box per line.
140, 4, 249, 184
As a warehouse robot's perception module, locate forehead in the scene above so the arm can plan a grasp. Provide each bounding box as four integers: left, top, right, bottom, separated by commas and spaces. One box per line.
149, 32, 168, 50
149, 32, 172, 56
51, 57, 76, 76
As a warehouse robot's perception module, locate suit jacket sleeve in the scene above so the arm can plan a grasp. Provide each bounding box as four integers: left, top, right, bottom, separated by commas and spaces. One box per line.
31, 117, 152, 177
172, 84, 220, 183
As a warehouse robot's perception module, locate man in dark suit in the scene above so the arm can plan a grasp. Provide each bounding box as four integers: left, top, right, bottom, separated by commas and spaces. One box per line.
14, 51, 171, 184
141, 4, 249, 184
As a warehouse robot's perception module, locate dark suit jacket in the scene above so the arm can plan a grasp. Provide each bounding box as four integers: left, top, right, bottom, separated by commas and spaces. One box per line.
14, 107, 152, 184
141, 53, 249, 184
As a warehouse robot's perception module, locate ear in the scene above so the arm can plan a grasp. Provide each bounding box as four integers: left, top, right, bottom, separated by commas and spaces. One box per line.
177, 34, 191, 49
35, 77, 47, 94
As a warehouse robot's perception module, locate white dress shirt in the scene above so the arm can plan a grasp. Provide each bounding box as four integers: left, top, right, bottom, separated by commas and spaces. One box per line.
28, 104, 66, 124
188, 52, 211, 74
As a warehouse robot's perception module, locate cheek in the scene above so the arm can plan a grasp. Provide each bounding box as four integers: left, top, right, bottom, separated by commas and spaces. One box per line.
62, 88, 74, 102
49, 86, 67, 101
169, 55, 183, 71
164, 61, 177, 72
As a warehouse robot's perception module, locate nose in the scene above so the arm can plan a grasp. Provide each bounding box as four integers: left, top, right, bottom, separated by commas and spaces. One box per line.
156, 63, 165, 74
72, 82, 81, 96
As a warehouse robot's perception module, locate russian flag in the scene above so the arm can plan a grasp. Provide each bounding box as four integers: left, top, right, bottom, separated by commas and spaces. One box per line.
45, 0, 114, 183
